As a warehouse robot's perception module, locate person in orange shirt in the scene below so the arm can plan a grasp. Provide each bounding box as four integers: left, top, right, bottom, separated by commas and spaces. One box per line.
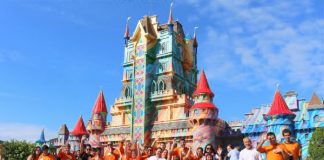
141, 146, 154, 160
38, 145, 55, 160
57, 144, 76, 160
172, 138, 189, 158
190, 147, 204, 160
104, 143, 117, 160
281, 129, 301, 160
257, 132, 288, 160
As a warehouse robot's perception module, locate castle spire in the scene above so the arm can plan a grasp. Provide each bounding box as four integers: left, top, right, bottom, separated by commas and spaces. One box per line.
308, 92, 323, 107
193, 70, 214, 97
92, 89, 107, 114
124, 17, 131, 45
71, 116, 87, 136
193, 27, 198, 47
168, 2, 174, 34
36, 129, 46, 144
266, 89, 294, 116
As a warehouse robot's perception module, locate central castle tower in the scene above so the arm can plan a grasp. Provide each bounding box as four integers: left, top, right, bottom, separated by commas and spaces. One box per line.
105, 9, 200, 144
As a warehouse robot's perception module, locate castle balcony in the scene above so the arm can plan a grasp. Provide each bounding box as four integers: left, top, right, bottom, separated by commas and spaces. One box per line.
114, 96, 132, 109
150, 89, 176, 102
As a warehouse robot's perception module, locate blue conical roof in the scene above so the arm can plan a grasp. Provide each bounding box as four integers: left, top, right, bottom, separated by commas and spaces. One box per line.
36, 129, 46, 144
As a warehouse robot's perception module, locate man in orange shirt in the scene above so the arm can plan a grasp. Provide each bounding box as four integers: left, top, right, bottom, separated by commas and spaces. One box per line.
38, 145, 55, 160
281, 129, 301, 160
57, 144, 76, 160
257, 132, 288, 160
172, 138, 189, 158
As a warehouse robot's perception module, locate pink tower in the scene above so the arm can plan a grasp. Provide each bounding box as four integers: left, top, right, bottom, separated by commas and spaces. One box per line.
190, 70, 218, 151
86, 90, 107, 148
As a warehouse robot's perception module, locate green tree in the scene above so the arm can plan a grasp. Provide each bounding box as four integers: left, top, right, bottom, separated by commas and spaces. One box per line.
2, 140, 34, 160
308, 127, 324, 159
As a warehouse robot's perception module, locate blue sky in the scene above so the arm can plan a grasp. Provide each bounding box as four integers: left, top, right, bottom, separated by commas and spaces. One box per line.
0, 0, 323, 141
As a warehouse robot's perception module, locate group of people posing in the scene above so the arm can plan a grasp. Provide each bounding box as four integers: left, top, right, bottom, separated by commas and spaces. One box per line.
27, 129, 301, 160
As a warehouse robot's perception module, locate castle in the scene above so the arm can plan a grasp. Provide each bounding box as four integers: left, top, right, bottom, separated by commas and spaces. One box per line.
44, 9, 324, 160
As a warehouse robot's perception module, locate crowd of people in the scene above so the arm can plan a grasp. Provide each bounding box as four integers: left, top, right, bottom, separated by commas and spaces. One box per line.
27, 129, 301, 160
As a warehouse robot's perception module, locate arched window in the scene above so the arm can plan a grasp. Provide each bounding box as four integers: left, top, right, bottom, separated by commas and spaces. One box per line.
161, 42, 167, 53
314, 115, 320, 122
158, 80, 166, 92
199, 119, 204, 125
151, 81, 157, 93
125, 87, 131, 98
158, 63, 164, 73
193, 119, 197, 125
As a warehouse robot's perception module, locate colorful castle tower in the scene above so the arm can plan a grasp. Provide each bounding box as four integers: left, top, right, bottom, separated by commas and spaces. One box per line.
106, 6, 201, 144
189, 71, 219, 151
264, 89, 296, 142
70, 116, 88, 151
87, 90, 107, 148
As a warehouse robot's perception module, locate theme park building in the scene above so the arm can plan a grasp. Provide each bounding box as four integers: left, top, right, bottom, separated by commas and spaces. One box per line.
45, 12, 324, 160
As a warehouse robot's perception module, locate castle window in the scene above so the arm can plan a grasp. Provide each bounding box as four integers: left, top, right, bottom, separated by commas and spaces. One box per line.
162, 63, 167, 71
158, 63, 167, 73
161, 42, 167, 53
125, 87, 131, 98
314, 115, 320, 122
158, 80, 166, 92
151, 81, 157, 93
199, 119, 204, 125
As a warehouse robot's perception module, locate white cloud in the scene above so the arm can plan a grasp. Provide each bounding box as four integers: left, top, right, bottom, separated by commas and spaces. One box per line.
0, 123, 57, 142
184, 0, 324, 95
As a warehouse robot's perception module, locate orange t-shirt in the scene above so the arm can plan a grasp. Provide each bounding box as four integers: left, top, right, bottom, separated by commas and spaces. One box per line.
141, 153, 149, 160
38, 153, 55, 160
127, 156, 142, 160
172, 147, 189, 157
281, 142, 301, 160
104, 153, 117, 160
258, 144, 285, 160
57, 151, 76, 160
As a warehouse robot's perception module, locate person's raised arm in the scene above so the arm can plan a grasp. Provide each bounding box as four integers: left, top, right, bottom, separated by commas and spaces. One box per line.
151, 135, 160, 148
80, 136, 86, 154
183, 146, 192, 160
256, 134, 267, 152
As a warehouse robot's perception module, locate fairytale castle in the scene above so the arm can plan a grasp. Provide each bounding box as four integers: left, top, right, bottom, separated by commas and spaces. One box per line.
44, 9, 324, 160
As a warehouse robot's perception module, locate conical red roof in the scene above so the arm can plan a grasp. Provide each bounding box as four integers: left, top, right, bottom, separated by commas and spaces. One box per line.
193, 70, 214, 97
92, 90, 107, 114
71, 116, 87, 136
266, 90, 294, 116
192, 102, 217, 110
